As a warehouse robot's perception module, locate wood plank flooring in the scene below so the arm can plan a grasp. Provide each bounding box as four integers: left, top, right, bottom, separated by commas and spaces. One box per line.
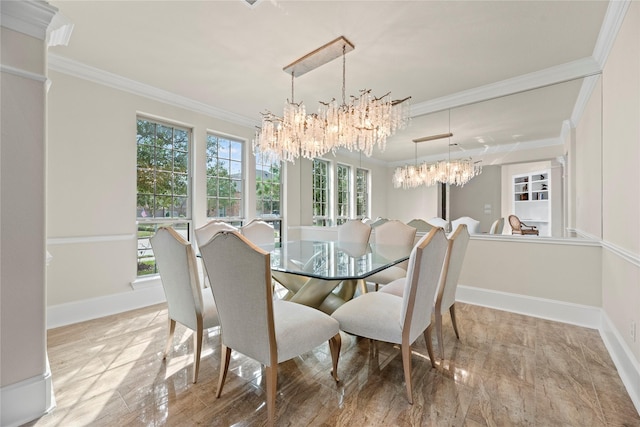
26, 302, 640, 426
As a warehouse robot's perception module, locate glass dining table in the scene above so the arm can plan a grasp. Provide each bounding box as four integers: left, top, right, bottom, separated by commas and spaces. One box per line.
266, 240, 412, 314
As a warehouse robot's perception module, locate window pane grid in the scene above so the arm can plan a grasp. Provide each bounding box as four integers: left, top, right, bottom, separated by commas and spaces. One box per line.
313, 159, 330, 226
137, 119, 191, 219
136, 117, 192, 277
356, 168, 369, 219
256, 152, 282, 218
336, 164, 351, 225
207, 134, 244, 219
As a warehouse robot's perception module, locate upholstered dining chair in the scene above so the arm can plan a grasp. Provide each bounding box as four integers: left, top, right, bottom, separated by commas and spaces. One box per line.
451, 216, 480, 234
406, 218, 433, 233
489, 217, 504, 234
378, 225, 471, 360
367, 220, 417, 291
199, 231, 341, 425
426, 217, 448, 228
194, 220, 238, 287
149, 227, 219, 383
337, 219, 372, 244
241, 219, 275, 246
433, 224, 470, 359
331, 227, 449, 404
508, 214, 539, 235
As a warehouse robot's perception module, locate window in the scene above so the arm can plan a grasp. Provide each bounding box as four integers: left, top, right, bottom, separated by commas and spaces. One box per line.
336, 164, 351, 225
255, 152, 281, 217
312, 159, 330, 226
136, 118, 191, 276
206, 134, 243, 220
356, 168, 369, 219
255, 151, 282, 244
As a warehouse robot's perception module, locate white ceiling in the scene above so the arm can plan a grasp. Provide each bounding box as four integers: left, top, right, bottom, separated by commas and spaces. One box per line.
48, 0, 610, 164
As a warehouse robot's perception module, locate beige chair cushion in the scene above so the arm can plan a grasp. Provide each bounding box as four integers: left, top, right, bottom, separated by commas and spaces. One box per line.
332, 292, 404, 344
377, 277, 405, 297
273, 299, 340, 362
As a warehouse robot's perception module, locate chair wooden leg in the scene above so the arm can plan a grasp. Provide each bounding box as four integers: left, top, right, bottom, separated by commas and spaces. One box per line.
192, 317, 203, 383
450, 304, 460, 339
163, 319, 176, 359
265, 364, 278, 426
401, 342, 413, 404
374, 282, 380, 291
423, 325, 436, 368
435, 310, 445, 360
216, 345, 231, 398
328, 333, 341, 382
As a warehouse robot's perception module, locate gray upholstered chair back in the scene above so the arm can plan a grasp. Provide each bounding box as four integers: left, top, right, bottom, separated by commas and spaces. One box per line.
194, 220, 238, 248
199, 231, 275, 366
437, 224, 470, 315
150, 227, 203, 331
406, 219, 433, 233
400, 228, 449, 344
240, 219, 275, 246
337, 219, 371, 244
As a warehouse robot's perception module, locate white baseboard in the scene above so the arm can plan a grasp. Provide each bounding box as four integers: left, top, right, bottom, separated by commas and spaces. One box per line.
0, 364, 54, 427
457, 284, 640, 415
456, 284, 602, 328
47, 284, 166, 329
601, 311, 640, 414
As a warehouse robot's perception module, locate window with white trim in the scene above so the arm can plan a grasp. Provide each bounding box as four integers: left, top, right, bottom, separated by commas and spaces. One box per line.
136, 117, 192, 276
206, 134, 243, 220
336, 163, 351, 225
356, 167, 369, 219
312, 158, 330, 226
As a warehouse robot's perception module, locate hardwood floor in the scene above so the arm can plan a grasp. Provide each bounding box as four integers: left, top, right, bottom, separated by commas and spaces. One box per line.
27, 301, 639, 426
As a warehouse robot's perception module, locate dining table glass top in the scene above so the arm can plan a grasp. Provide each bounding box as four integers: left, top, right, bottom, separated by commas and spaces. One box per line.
267, 240, 412, 281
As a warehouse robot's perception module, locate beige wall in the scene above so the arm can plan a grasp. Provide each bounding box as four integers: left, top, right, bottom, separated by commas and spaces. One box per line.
46, 71, 254, 305
599, 1, 640, 361
459, 238, 602, 307
575, 79, 603, 238
1, 26, 48, 388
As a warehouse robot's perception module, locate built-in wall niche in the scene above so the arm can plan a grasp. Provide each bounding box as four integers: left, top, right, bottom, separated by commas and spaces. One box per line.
513, 170, 551, 236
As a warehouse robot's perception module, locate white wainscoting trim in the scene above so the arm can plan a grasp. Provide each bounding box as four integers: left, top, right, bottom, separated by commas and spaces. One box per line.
457, 284, 640, 415
46, 233, 135, 245
0, 364, 54, 427
47, 284, 166, 329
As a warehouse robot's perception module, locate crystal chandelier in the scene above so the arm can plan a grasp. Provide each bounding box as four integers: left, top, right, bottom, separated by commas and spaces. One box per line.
392, 131, 482, 189
253, 36, 411, 163
392, 158, 482, 189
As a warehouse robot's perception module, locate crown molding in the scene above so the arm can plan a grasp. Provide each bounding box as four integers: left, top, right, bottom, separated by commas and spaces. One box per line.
388, 136, 563, 168
0, 0, 57, 40
592, 0, 632, 69
410, 57, 601, 118
47, 54, 260, 129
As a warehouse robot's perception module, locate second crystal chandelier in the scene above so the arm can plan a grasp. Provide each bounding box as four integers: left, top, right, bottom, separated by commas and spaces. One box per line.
253, 36, 411, 163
